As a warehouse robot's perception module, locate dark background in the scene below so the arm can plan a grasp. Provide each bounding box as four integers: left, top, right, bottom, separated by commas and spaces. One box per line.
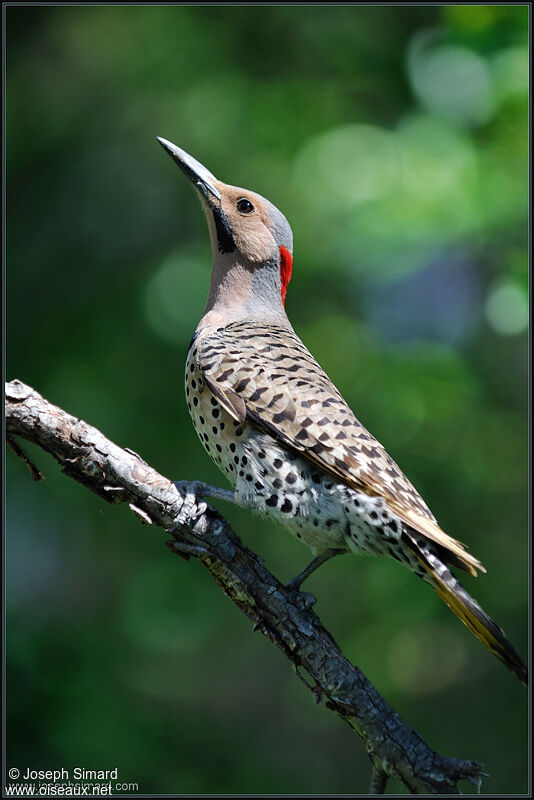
6, 5, 528, 795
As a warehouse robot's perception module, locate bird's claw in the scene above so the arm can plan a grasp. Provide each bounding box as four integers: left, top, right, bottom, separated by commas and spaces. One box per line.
169, 481, 209, 532
285, 584, 317, 610
296, 590, 317, 610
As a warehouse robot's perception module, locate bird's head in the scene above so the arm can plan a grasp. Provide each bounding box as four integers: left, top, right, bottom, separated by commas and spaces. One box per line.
157, 137, 293, 314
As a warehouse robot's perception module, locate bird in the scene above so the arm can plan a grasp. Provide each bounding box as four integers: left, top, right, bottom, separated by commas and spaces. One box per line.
157, 136, 527, 686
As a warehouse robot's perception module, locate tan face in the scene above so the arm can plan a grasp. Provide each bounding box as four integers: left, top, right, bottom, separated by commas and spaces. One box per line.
215, 184, 278, 264
157, 138, 291, 265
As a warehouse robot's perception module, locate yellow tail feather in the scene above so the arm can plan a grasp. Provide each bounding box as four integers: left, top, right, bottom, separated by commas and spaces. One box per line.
403, 531, 527, 685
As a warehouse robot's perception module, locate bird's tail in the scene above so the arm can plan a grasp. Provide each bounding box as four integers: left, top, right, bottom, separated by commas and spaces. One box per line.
404, 531, 528, 686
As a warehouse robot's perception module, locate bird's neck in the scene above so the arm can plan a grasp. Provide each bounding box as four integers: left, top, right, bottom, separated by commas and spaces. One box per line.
199, 252, 289, 330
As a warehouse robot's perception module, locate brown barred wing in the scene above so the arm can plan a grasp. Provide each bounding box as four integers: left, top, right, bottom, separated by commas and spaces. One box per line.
195, 321, 484, 576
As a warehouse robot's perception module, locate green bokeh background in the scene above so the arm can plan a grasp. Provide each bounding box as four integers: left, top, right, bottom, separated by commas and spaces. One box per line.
6, 5, 529, 795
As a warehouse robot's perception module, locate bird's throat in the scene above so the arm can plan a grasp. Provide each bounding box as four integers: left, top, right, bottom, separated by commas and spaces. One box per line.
200, 256, 288, 329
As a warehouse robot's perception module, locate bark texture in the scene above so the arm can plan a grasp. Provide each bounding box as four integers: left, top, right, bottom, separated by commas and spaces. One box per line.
5, 379, 487, 795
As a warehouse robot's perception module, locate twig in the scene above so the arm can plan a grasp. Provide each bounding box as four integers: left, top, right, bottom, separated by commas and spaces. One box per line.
5, 379, 487, 794
369, 765, 389, 794
6, 433, 44, 481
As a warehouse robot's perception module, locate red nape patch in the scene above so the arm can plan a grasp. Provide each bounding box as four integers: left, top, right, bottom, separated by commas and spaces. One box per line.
279, 246, 293, 306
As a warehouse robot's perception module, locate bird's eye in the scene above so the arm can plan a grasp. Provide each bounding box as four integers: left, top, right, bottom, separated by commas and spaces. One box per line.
236, 198, 254, 214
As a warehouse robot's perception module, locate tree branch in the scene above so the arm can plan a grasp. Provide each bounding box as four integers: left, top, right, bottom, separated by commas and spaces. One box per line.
5, 379, 487, 794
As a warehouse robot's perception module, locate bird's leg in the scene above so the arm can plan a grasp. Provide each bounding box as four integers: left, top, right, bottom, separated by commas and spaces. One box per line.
170, 480, 235, 531
287, 548, 345, 592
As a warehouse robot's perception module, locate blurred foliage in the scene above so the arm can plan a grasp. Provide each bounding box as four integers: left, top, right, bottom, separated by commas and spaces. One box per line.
6, 5, 528, 795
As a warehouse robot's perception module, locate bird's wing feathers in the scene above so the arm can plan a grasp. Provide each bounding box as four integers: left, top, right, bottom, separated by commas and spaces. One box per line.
203, 374, 247, 423
195, 322, 484, 576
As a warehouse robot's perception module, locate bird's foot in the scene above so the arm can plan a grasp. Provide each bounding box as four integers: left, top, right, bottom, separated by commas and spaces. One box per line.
286, 575, 317, 609
169, 480, 235, 532
285, 571, 315, 609
291, 589, 318, 611
285, 548, 345, 608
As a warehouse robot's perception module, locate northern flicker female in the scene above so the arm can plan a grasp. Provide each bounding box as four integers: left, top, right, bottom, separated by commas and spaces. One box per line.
157, 137, 527, 685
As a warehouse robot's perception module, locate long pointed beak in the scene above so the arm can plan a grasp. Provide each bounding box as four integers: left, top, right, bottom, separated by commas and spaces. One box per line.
157, 137, 221, 201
